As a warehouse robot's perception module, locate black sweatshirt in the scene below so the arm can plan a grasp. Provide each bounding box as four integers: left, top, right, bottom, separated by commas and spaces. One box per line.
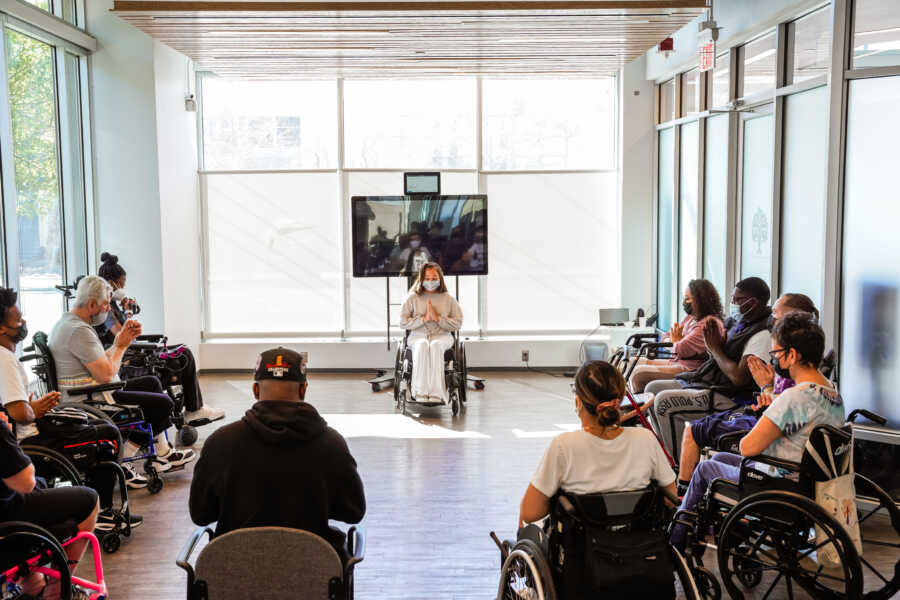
189, 400, 366, 550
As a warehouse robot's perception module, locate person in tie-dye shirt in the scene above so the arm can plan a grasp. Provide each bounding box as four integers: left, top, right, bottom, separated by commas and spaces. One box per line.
671, 312, 844, 549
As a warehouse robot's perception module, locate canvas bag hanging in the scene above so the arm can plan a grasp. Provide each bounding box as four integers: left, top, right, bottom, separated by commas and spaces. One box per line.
805, 430, 862, 567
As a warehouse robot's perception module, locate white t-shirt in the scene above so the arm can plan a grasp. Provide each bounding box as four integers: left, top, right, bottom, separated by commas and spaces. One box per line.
0, 346, 39, 440
530, 427, 675, 497
742, 329, 772, 362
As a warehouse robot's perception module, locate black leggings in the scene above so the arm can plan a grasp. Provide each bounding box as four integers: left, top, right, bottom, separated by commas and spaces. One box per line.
6, 483, 98, 541
112, 376, 174, 442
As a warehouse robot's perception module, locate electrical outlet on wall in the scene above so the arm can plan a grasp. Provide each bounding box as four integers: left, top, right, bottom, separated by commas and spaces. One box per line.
521, 350, 530, 363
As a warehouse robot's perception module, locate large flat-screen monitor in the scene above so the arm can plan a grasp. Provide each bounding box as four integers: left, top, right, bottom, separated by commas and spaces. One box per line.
351, 195, 487, 277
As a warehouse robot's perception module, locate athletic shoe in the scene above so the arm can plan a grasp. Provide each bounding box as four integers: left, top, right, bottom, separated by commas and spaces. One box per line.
152, 448, 196, 472
96, 509, 143, 531
123, 463, 148, 489
185, 405, 225, 426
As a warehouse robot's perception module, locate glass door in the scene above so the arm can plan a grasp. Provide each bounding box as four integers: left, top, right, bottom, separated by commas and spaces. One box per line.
738, 108, 775, 285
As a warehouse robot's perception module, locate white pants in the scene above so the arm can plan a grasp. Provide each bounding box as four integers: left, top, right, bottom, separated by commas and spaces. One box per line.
408, 331, 453, 402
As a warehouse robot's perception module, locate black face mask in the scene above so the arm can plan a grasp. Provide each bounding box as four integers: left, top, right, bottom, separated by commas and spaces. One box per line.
770, 353, 791, 379
682, 301, 693, 315
766, 314, 776, 331
5, 323, 27, 345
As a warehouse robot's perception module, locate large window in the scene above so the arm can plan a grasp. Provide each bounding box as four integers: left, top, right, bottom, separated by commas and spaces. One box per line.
201, 79, 337, 170
711, 53, 731, 107
682, 69, 701, 116
703, 114, 728, 295
482, 79, 615, 170
678, 121, 699, 303
853, 0, 900, 69
5, 29, 65, 345
792, 7, 831, 84
739, 112, 774, 283
200, 76, 619, 335
841, 75, 900, 427
741, 32, 777, 98
659, 78, 675, 123
781, 86, 827, 306
657, 128, 676, 330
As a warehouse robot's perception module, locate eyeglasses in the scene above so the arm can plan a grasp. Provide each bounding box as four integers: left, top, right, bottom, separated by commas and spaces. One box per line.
768, 349, 787, 359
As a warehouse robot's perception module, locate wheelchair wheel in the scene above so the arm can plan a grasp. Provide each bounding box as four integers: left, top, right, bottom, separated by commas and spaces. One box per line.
21, 446, 84, 488
0, 522, 72, 600
496, 539, 556, 600
177, 425, 198, 447
671, 546, 702, 600
693, 566, 721, 600
458, 343, 468, 404
854, 473, 900, 598
450, 389, 460, 417
101, 532, 121, 554
393, 346, 403, 408
717, 491, 863, 600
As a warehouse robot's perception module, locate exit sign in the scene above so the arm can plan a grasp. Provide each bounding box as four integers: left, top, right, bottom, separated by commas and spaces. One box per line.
700, 41, 716, 72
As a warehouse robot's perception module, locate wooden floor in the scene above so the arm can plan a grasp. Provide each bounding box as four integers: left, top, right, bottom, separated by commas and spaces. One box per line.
88, 371, 898, 599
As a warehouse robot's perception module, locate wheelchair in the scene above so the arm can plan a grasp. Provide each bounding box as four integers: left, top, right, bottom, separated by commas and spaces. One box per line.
392, 330, 468, 416
491, 485, 700, 600
674, 411, 900, 600
0, 520, 107, 599
22, 443, 133, 555
23, 332, 166, 495
177, 526, 365, 600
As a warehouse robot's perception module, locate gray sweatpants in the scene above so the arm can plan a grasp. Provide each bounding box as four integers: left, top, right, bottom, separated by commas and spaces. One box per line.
645, 380, 737, 462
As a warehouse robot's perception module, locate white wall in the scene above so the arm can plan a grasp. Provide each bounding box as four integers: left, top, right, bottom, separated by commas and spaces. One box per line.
153, 41, 202, 353
86, 0, 165, 332
619, 55, 655, 314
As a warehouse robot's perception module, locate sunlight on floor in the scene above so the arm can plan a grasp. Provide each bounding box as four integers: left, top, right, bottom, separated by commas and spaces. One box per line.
511, 424, 580, 438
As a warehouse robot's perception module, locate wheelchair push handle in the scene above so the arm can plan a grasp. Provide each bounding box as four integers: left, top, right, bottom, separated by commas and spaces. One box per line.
847, 409, 887, 426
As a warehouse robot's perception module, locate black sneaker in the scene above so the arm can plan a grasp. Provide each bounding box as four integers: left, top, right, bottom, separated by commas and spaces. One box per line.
96, 509, 143, 531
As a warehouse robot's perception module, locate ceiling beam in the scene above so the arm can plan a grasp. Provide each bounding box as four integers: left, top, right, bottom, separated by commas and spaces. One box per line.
113, 1, 707, 12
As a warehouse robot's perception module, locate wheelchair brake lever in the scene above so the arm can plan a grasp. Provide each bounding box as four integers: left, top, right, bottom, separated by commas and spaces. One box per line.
489, 531, 510, 563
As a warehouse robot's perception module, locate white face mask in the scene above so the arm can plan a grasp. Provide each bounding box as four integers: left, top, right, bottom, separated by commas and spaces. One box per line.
409, 240, 421, 249
112, 288, 126, 303
423, 280, 440, 292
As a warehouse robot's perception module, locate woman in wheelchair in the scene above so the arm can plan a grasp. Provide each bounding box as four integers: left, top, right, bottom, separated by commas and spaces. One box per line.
629, 279, 726, 393
399, 262, 463, 404
48, 276, 195, 478
670, 312, 844, 550
98, 252, 224, 424
520, 360, 676, 530
0, 411, 99, 599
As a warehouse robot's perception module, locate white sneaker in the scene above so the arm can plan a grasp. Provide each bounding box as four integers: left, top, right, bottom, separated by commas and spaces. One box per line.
123, 463, 149, 489
185, 405, 225, 425
151, 448, 196, 472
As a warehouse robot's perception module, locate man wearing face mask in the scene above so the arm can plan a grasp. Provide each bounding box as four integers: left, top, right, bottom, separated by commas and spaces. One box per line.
645, 277, 773, 461
49, 275, 194, 475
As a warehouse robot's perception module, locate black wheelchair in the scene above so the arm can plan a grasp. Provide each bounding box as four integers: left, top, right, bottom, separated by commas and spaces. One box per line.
675, 412, 900, 600
492, 486, 700, 600
392, 330, 468, 416
23, 332, 166, 495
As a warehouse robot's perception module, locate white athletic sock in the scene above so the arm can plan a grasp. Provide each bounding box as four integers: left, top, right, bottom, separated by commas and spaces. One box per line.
123, 441, 142, 459
155, 435, 171, 456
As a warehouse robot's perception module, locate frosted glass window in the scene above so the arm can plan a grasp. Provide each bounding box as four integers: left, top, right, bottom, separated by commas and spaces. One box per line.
202, 79, 337, 170
205, 173, 342, 333
344, 79, 475, 169
346, 171, 479, 333
792, 7, 831, 84
741, 32, 777, 98
739, 114, 774, 284
712, 53, 731, 108
854, 0, 900, 69
659, 79, 675, 123
703, 114, 728, 296
841, 75, 900, 427
781, 87, 827, 307
679, 121, 699, 307
482, 78, 615, 170
682, 69, 702, 116
657, 128, 677, 331
484, 173, 618, 331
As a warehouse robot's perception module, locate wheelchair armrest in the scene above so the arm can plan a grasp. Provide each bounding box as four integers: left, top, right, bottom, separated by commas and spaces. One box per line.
129, 342, 161, 351
625, 333, 659, 348
346, 525, 366, 573
176, 526, 214, 586
715, 430, 750, 453
68, 382, 125, 398
136, 334, 166, 343
741, 454, 802, 476
657, 484, 680, 507
847, 409, 887, 426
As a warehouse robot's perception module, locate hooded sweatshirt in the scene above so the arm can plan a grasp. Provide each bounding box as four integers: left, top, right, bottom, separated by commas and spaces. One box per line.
189, 400, 365, 552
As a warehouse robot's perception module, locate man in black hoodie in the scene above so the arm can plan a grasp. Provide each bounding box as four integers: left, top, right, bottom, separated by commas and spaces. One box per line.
189, 347, 365, 558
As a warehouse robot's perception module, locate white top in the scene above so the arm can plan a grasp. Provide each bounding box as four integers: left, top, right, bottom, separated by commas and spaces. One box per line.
530, 427, 675, 497
0, 346, 39, 440
742, 329, 772, 362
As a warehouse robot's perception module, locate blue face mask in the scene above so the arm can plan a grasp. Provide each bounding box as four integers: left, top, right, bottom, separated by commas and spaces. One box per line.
729, 303, 744, 321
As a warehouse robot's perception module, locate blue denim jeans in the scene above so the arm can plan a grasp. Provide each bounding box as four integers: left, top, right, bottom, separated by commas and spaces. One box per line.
670, 452, 743, 549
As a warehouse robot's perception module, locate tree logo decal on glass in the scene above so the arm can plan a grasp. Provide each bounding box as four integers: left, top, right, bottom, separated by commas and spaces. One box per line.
752, 208, 769, 254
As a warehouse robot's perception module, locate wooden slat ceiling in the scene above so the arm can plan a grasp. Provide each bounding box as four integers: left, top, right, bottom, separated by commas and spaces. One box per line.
112, 1, 706, 79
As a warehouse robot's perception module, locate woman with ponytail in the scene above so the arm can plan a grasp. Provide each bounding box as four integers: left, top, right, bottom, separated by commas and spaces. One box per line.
518, 361, 677, 529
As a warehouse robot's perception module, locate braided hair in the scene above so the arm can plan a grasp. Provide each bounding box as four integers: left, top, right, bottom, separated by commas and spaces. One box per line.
574, 361, 626, 427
